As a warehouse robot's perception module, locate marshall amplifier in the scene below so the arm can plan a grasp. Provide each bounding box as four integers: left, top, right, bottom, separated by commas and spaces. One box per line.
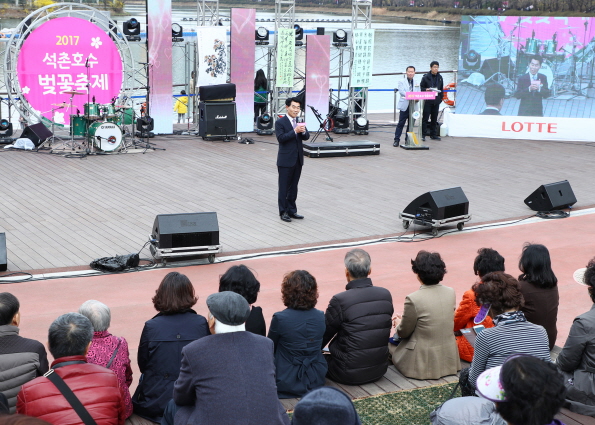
198, 83, 236, 102
198, 102, 237, 140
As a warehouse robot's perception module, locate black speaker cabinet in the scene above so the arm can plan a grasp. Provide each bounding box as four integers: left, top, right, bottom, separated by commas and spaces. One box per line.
524, 180, 577, 211
21, 123, 52, 147
403, 187, 469, 220
152, 213, 219, 249
198, 102, 237, 140
0, 233, 6, 272
198, 83, 236, 102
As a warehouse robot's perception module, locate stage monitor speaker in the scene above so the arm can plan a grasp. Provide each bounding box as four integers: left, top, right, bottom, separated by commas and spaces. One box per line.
0, 233, 6, 272
524, 180, 577, 211
403, 187, 469, 220
21, 123, 52, 147
198, 102, 237, 139
480, 56, 513, 80
198, 83, 236, 102
152, 212, 219, 249
316, 27, 325, 35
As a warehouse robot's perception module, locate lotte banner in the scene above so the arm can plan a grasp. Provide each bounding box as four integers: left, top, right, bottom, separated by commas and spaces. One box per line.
17, 17, 123, 126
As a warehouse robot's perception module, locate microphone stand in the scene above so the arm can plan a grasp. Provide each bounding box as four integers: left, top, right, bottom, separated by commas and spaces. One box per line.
307, 104, 336, 143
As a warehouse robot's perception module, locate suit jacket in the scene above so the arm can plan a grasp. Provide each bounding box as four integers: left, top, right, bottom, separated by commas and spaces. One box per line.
173, 332, 289, 425
479, 108, 501, 115
390, 284, 460, 380
420, 72, 444, 103
275, 115, 310, 168
397, 78, 415, 112
515, 72, 549, 116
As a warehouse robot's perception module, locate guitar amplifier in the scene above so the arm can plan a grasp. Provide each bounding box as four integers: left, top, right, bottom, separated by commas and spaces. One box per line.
198, 83, 236, 102
198, 102, 237, 140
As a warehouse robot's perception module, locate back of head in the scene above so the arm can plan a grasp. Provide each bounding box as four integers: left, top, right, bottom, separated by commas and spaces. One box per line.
291, 387, 361, 425
584, 257, 595, 303
473, 248, 505, 278
152, 271, 197, 314
496, 356, 566, 425
282, 270, 319, 310
0, 293, 19, 326
518, 243, 557, 289
344, 249, 371, 279
484, 83, 505, 107
79, 300, 111, 332
411, 250, 446, 285
48, 313, 94, 359
219, 264, 260, 305
207, 291, 251, 330
472, 271, 524, 315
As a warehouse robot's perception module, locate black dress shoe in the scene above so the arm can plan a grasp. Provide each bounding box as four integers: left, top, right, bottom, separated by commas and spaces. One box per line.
430, 136, 441, 140
422, 136, 426, 141
280, 213, 292, 222
393, 141, 399, 147
289, 213, 304, 219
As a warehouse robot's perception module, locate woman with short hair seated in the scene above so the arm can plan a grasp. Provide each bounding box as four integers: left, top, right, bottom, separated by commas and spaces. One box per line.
556, 257, 595, 417
465, 272, 551, 393
132, 272, 210, 423
268, 270, 327, 398
390, 251, 460, 380
219, 264, 266, 336
453, 248, 503, 362
79, 300, 134, 418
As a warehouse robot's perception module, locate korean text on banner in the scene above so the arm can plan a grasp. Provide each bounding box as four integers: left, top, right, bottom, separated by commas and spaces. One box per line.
351, 29, 375, 88
276, 28, 295, 88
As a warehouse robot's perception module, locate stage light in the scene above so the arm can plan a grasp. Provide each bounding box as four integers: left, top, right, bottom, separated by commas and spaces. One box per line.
354, 116, 369, 135
333, 29, 348, 46
136, 115, 154, 138
294, 24, 303, 46
333, 109, 350, 134
172, 23, 184, 42
0, 119, 13, 139
463, 49, 481, 71
123, 18, 141, 42
256, 113, 274, 135
255, 27, 269, 45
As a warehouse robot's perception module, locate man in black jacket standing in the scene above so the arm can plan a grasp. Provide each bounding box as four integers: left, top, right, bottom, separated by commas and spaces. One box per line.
420, 61, 443, 141
322, 249, 394, 385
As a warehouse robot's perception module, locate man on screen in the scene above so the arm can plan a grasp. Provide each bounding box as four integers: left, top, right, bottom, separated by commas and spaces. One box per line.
515, 55, 550, 117
480, 83, 505, 115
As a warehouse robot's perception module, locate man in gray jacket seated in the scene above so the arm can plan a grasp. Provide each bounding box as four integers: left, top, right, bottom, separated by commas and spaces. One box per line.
166, 291, 289, 425
0, 292, 48, 412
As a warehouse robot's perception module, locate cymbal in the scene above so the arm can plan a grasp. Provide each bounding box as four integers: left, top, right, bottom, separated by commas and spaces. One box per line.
561, 26, 578, 30
51, 102, 67, 107
114, 105, 132, 109
61, 90, 86, 95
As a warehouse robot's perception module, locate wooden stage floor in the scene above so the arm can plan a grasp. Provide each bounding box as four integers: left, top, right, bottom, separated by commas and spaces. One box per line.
0, 114, 594, 272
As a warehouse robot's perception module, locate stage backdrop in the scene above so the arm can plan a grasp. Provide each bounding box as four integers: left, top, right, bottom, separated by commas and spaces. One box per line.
196, 27, 228, 87
147, 0, 173, 134
453, 16, 595, 142
17, 17, 123, 126
230, 8, 256, 133
305, 35, 330, 128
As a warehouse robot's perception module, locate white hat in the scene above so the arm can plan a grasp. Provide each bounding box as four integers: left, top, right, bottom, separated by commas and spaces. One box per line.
476, 365, 507, 402
574, 268, 587, 286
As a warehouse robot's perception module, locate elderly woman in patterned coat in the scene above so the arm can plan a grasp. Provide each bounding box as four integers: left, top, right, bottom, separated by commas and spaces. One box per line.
79, 300, 133, 418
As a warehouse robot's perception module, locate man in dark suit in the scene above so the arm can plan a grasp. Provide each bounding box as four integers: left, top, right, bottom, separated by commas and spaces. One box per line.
275, 97, 310, 223
515, 55, 550, 117
480, 83, 505, 115
420, 61, 444, 141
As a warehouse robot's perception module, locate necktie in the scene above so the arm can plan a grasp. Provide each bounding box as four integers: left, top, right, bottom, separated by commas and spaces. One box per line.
410, 80, 413, 91
292, 118, 297, 129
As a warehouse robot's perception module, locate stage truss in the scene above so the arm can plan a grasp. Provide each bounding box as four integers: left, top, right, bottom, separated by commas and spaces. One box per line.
348, 0, 372, 131
2, 3, 138, 129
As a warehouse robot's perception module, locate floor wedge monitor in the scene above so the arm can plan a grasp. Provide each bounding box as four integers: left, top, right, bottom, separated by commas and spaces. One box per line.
402, 187, 469, 220
524, 180, 577, 211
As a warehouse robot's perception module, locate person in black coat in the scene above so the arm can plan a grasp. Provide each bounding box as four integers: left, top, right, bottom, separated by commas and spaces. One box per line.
322, 249, 394, 385
132, 272, 210, 423
276, 97, 310, 223
514, 55, 550, 117
219, 264, 266, 336
480, 83, 505, 115
419, 61, 444, 141
268, 270, 327, 398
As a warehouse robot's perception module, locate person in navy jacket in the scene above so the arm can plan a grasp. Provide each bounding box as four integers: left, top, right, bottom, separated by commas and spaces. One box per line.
275, 97, 310, 223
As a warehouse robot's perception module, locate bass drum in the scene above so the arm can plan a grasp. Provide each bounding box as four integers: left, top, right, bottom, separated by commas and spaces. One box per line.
88, 121, 122, 152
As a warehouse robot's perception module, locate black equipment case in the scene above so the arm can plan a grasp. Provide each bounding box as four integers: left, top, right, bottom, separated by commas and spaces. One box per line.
303, 141, 380, 158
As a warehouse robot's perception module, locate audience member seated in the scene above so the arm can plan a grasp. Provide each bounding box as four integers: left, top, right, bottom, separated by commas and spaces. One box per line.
17, 313, 125, 424
321, 248, 393, 385
0, 415, 53, 425
291, 387, 361, 425
477, 355, 567, 425
453, 248, 502, 362
79, 300, 133, 418
390, 251, 460, 379
268, 270, 327, 398
164, 291, 289, 425
132, 272, 209, 423
218, 264, 266, 336
518, 243, 559, 350
465, 272, 551, 392
0, 292, 48, 412
556, 257, 595, 417
430, 396, 506, 425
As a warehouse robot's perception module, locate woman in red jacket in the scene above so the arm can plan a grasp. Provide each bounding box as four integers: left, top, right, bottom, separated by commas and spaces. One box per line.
454, 248, 504, 362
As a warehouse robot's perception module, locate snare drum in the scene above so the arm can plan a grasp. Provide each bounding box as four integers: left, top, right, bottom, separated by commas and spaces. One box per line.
69, 115, 87, 136
84, 103, 101, 119
525, 38, 540, 55
544, 40, 557, 56
88, 121, 122, 152
102, 104, 117, 118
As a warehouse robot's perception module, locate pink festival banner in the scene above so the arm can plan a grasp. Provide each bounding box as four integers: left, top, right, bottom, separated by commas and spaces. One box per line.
305, 35, 330, 129
405, 92, 437, 100
17, 17, 123, 126
230, 8, 256, 133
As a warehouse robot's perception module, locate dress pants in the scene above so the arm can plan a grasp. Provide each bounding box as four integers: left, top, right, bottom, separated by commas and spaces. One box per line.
422, 101, 440, 138
394, 105, 410, 141
278, 163, 302, 216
